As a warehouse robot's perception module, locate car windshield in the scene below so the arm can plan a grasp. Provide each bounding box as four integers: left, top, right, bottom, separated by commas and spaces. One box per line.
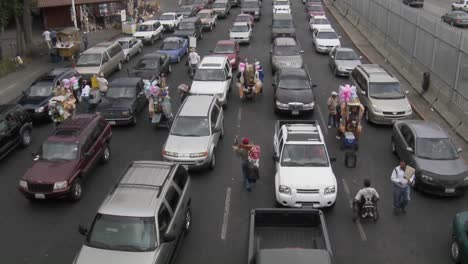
309, 5, 323, 11
41, 141, 78, 161
214, 44, 235, 53
313, 18, 329, 24
106, 86, 135, 98
278, 75, 309, 89
198, 13, 211, 19
336, 50, 360, 60
118, 41, 130, 49
272, 19, 293, 28
231, 24, 249, 32
213, 3, 225, 7
416, 138, 459, 160
136, 58, 158, 69
138, 25, 154, 32
236, 16, 251, 22
243, 2, 259, 8
161, 41, 179, 50
281, 144, 329, 167
369, 83, 405, 99
194, 68, 225, 81
29, 81, 52, 97
171, 116, 210, 136
77, 54, 101, 67
179, 22, 195, 29
86, 214, 156, 252
159, 14, 174, 20
274, 45, 300, 55
317, 32, 338, 39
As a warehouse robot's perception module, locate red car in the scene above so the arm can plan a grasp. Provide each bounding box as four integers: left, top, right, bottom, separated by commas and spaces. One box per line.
307, 4, 325, 18
212, 40, 240, 69
19, 114, 112, 202
235, 13, 255, 27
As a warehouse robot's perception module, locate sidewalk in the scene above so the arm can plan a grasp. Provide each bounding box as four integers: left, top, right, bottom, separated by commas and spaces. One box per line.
0, 28, 122, 105
323, 0, 468, 161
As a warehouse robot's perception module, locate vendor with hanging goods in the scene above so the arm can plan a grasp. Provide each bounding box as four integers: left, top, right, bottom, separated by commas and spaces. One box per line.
337, 84, 364, 140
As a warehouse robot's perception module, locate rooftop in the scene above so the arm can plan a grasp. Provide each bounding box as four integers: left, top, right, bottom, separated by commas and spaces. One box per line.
405, 120, 448, 139
178, 95, 215, 117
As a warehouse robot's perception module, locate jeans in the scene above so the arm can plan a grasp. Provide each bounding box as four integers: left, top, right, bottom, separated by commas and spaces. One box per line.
241, 160, 251, 190
328, 113, 337, 127
393, 184, 409, 209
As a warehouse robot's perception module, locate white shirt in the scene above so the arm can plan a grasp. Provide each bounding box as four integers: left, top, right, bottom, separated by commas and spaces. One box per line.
97, 77, 109, 92
391, 166, 415, 188
355, 187, 379, 201
42, 30, 51, 41
81, 85, 91, 97
188, 52, 200, 65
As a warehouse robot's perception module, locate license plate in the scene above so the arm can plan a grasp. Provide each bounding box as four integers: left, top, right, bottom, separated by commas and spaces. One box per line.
445, 188, 455, 193
108, 121, 116, 125
292, 110, 299, 115
35, 193, 45, 199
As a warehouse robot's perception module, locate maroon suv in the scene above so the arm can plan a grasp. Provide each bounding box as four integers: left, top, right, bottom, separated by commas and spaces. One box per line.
19, 114, 112, 202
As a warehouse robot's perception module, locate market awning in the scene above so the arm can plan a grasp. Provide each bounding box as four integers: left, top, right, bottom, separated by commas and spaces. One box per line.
37, 0, 121, 8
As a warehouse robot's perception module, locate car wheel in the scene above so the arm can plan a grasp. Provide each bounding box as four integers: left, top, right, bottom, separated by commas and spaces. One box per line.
69, 178, 83, 202
138, 46, 142, 54
184, 208, 192, 234
365, 108, 371, 123
452, 237, 461, 263
117, 62, 122, 71
209, 151, 216, 170
126, 54, 130, 62
20, 129, 32, 147
131, 116, 137, 126
101, 144, 111, 164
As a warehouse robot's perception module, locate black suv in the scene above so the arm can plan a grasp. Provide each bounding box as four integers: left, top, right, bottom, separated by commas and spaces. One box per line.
174, 17, 203, 40
0, 104, 33, 160
19, 68, 81, 121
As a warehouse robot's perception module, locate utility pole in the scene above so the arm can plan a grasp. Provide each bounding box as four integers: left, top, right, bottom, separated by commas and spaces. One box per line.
71, 0, 78, 29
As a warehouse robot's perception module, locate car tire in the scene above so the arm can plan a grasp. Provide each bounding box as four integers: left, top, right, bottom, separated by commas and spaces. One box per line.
452, 236, 461, 263
365, 108, 371, 123
101, 144, 111, 164
69, 178, 83, 202
131, 116, 137, 126
184, 208, 192, 234
126, 54, 130, 62
117, 62, 122, 71
138, 46, 142, 54
209, 150, 216, 170
20, 129, 32, 147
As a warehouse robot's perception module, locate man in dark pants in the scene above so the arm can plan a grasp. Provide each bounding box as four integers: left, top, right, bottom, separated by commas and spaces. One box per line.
391, 160, 415, 215
233, 137, 254, 191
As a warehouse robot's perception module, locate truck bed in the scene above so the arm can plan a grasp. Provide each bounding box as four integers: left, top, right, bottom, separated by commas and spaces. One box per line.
255, 226, 326, 249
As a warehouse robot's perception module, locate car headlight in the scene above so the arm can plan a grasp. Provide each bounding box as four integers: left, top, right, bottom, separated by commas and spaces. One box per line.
337, 66, 345, 71
19, 180, 28, 189
53, 181, 68, 190
276, 101, 288, 108
163, 150, 179, 157
324, 186, 336, 194
279, 185, 291, 194
122, 111, 130, 117
190, 152, 208, 158
372, 105, 383, 113
421, 174, 433, 182
304, 102, 315, 108
405, 104, 412, 114
35, 106, 45, 113
230, 58, 236, 64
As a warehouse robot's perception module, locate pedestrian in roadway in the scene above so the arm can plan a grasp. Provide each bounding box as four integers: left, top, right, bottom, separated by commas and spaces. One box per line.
50, 29, 57, 47
97, 73, 108, 95
42, 29, 52, 49
80, 80, 91, 113
233, 137, 255, 192
327, 91, 339, 128
83, 32, 88, 50
391, 160, 415, 215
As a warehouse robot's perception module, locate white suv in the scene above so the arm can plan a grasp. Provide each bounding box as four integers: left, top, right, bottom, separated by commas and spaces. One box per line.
189, 56, 233, 106
158, 12, 183, 32
273, 120, 337, 208
133, 20, 163, 45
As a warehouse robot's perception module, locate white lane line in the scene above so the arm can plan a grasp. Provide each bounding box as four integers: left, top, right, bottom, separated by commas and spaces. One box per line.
316, 105, 328, 135
342, 178, 351, 196
355, 220, 368, 241
220, 187, 232, 240
342, 179, 368, 242
237, 107, 242, 129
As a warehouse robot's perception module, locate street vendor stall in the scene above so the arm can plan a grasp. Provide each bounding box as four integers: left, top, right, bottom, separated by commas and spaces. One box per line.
55, 27, 82, 58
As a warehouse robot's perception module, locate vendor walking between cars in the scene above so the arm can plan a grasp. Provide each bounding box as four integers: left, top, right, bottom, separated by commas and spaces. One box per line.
327, 91, 339, 128
391, 160, 415, 215
233, 137, 255, 192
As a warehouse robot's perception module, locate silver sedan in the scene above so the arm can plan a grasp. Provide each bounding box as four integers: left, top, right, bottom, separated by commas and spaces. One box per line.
328, 47, 362, 76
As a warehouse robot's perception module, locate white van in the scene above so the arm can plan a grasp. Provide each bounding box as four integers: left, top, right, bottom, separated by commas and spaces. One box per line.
75, 42, 125, 78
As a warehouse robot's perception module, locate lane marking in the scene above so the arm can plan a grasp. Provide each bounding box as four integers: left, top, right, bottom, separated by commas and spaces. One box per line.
316, 105, 328, 135
237, 107, 242, 129
220, 187, 232, 240
355, 220, 368, 241
342, 178, 351, 196
342, 178, 368, 242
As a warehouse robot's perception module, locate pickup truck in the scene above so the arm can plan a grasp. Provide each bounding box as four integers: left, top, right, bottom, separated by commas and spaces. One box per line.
273, 120, 337, 208
157, 12, 183, 32
248, 208, 333, 264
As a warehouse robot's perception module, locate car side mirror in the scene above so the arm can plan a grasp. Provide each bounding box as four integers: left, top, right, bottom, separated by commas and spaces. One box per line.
162, 231, 176, 242
31, 152, 39, 160
273, 155, 279, 162
330, 55, 334, 59
330, 156, 337, 162
406, 147, 414, 153
457, 147, 463, 153
78, 225, 88, 236
360, 90, 366, 95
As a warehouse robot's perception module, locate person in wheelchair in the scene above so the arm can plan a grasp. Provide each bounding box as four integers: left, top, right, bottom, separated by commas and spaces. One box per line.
353, 179, 380, 217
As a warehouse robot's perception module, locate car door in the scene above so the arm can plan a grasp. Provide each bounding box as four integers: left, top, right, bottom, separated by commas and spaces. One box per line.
398, 125, 414, 163
128, 40, 136, 56
210, 104, 222, 146
165, 184, 184, 237
101, 52, 111, 76
156, 202, 176, 264
223, 62, 231, 94
83, 121, 105, 173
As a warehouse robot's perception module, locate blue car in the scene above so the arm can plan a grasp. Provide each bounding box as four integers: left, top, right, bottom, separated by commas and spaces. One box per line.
157, 37, 189, 63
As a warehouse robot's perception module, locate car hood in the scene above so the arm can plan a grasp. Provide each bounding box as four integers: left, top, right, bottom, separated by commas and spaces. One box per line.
164, 135, 210, 154
22, 160, 79, 183
174, 29, 195, 37
278, 166, 336, 189
75, 66, 101, 75
315, 38, 341, 46
97, 97, 133, 111
415, 157, 468, 178
75, 246, 156, 264
370, 97, 409, 111
20, 96, 51, 109
272, 55, 303, 68
130, 69, 158, 79
200, 18, 212, 24
335, 60, 361, 70
190, 81, 227, 95
133, 32, 154, 38
276, 87, 313, 104
157, 49, 179, 56
272, 27, 296, 34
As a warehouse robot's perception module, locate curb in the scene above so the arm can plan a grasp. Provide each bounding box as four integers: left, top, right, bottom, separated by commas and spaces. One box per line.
323, 0, 426, 121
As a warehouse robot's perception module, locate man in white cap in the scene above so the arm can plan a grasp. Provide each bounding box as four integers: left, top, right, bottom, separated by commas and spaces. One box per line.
327, 91, 339, 128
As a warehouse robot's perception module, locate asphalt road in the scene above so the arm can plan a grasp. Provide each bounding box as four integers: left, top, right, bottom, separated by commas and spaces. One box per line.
1, 0, 467, 263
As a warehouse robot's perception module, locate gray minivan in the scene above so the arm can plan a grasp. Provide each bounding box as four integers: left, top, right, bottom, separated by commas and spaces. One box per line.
162, 95, 224, 170
75, 42, 125, 79
75, 161, 192, 264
